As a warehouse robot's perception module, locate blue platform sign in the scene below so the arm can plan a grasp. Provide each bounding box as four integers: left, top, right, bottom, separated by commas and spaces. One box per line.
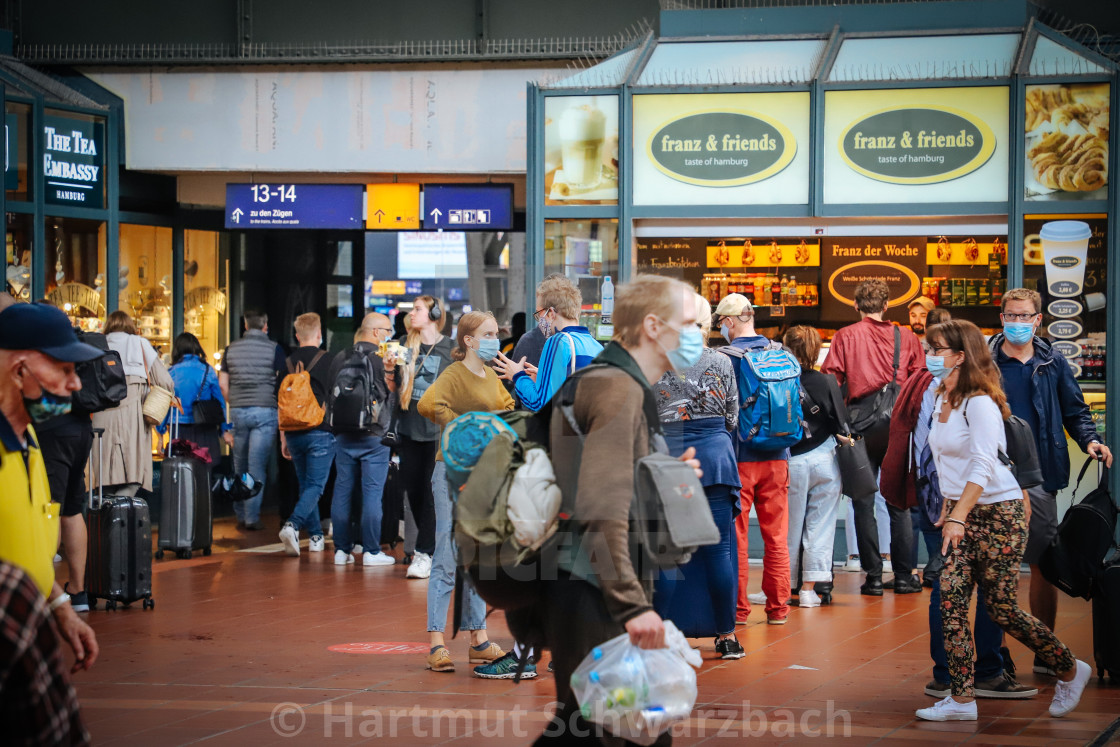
422, 184, 513, 230
225, 184, 364, 229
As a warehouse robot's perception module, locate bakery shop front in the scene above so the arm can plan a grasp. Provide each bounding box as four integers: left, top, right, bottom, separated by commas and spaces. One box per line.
528, 0, 1118, 504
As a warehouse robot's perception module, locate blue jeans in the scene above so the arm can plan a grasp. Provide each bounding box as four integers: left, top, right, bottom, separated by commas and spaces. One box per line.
285, 429, 335, 537
788, 440, 844, 585
331, 434, 390, 554
656, 486, 738, 636
927, 523, 1004, 684
427, 461, 486, 633
230, 406, 279, 525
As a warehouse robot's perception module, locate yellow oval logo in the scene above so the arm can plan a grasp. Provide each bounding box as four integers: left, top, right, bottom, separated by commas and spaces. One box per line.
828, 261, 921, 308
838, 105, 996, 185
647, 109, 797, 187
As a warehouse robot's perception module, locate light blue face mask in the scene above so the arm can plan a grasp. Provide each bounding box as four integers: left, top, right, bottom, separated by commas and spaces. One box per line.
926, 354, 955, 381
476, 338, 501, 362
1003, 322, 1035, 346
661, 321, 705, 373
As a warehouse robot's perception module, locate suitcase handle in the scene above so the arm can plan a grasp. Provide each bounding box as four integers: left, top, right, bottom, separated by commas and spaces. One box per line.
165, 407, 180, 458
90, 428, 105, 510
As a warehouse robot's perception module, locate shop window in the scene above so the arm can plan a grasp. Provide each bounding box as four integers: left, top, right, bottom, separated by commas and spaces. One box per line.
4, 102, 31, 202
44, 217, 106, 332
544, 219, 618, 338
184, 229, 230, 369
119, 224, 173, 354
5, 213, 32, 301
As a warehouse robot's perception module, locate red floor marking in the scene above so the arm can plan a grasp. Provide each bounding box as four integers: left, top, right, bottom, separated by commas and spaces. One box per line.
328, 642, 431, 655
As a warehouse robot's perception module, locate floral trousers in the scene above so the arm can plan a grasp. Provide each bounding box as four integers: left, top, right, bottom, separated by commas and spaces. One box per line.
940, 499, 1075, 697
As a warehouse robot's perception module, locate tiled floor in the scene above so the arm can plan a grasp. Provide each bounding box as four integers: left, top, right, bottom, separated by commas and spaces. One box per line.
63, 517, 1120, 746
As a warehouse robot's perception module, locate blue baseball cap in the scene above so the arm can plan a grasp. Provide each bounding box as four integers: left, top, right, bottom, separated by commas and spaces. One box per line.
0, 303, 104, 362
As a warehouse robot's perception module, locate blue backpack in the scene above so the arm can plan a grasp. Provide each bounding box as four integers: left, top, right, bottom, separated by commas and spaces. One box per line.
721, 343, 804, 451
915, 441, 944, 526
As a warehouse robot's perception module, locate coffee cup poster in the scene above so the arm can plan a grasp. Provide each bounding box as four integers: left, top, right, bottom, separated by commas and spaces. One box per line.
544, 96, 619, 206
823, 87, 1009, 204
1024, 83, 1109, 201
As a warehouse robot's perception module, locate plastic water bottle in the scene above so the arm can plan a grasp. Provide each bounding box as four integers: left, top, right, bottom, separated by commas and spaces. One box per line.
601, 276, 614, 319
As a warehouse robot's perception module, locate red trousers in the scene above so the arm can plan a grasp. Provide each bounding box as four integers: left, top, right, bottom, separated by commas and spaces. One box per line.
736, 459, 791, 620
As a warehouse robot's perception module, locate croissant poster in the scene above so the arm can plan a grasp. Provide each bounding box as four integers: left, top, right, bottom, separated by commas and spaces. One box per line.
1024, 83, 1109, 201
823, 87, 1009, 204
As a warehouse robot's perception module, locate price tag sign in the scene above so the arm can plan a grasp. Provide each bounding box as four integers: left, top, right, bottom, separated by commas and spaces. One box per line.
225, 184, 364, 229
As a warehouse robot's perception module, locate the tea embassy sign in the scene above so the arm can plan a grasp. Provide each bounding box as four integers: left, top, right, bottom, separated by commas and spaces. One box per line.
43, 116, 104, 208
647, 111, 796, 187
839, 106, 995, 185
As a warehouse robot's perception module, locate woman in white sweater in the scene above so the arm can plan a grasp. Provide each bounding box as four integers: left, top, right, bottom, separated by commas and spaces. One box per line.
916, 319, 1090, 723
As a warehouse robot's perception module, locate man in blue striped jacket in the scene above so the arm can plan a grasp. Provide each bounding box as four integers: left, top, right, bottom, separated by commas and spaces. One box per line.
493, 275, 603, 413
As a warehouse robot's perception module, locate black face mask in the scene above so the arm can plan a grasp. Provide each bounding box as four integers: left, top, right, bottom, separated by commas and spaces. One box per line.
21, 366, 73, 423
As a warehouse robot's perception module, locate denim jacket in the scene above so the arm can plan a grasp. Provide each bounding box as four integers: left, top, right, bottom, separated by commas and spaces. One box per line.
990, 334, 1100, 493
158, 355, 230, 434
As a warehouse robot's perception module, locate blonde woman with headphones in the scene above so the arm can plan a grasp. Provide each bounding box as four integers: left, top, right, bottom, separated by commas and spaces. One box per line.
383, 296, 453, 580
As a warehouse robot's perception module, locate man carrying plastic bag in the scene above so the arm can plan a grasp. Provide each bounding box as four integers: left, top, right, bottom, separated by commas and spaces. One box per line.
571, 621, 702, 746
506, 276, 703, 745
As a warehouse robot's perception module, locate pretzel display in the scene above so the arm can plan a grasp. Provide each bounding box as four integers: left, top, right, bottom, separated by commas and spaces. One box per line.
768, 240, 782, 265
741, 239, 755, 267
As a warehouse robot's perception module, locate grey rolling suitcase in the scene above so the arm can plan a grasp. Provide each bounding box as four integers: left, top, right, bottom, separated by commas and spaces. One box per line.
156, 411, 213, 560
85, 428, 154, 611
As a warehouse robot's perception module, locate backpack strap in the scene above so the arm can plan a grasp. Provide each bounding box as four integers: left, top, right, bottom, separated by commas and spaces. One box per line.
307, 350, 326, 372
891, 325, 901, 381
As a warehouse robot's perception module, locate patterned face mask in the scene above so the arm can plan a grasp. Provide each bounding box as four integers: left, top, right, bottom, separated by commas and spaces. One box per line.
21, 366, 72, 423
537, 309, 555, 339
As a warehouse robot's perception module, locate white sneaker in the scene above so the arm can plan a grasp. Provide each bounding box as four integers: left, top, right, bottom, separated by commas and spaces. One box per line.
747, 592, 767, 605
309, 535, 325, 553
915, 696, 977, 721
363, 551, 395, 567
798, 590, 822, 608
334, 549, 355, 565
882, 559, 894, 574
279, 523, 300, 557
406, 552, 432, 579
843, 555, 861, 572
353, 544, 363, 555
1049, 660, 1091, 717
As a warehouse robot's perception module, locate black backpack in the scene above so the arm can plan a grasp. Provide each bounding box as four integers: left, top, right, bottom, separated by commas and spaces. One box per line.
1040, 462, 1117, 600
72, 331, 127, 415
962, 399, 1044, 489
327, 345, 382, 432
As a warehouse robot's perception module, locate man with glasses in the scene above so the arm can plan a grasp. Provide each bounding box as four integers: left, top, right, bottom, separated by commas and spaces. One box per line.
991, 287, 1112, 675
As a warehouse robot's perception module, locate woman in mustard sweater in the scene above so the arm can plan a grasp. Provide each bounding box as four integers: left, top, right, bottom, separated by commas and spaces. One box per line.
417, 311, 515, 676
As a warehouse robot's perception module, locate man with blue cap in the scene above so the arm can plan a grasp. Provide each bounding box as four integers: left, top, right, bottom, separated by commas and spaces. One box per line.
0, 301, 101, 673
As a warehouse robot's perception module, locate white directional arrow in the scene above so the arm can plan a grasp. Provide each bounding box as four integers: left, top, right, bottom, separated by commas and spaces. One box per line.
430, 208, 443, 224
231, 208, 243, 224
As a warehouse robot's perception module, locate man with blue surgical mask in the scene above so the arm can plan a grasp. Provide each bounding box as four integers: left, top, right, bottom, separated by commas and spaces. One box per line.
992, 287, 1112, 677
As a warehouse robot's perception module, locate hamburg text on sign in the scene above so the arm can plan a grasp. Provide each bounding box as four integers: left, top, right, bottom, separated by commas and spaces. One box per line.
43, 116, 104, 208
225, 184, 364, 229
838, 106, 995, 185
648, 111, 796, 187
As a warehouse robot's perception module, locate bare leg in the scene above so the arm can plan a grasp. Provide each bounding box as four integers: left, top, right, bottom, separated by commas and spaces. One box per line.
60, 515, 87, 592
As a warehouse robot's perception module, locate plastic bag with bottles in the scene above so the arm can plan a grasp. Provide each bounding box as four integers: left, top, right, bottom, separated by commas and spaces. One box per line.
569, 620, 702, 746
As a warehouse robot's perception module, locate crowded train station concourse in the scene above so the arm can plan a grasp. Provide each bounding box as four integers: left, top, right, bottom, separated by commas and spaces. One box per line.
2, 0, 1120, 744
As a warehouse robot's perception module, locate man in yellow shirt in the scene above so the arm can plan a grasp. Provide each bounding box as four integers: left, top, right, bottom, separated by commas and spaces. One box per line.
0, 302, 101, 672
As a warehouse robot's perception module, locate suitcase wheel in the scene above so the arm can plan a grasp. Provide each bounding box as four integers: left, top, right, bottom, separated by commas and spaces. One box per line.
155, 549, 165, 560
143, 597, 154, 611
203, 547, 212, 557
106, 600, 118, 611
177, 549, 193, 560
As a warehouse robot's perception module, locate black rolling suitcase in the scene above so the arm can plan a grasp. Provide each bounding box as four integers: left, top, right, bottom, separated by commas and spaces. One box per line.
156, 412, 213, 560
1092, 559, 1120, 681
85, 428, 154, 611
